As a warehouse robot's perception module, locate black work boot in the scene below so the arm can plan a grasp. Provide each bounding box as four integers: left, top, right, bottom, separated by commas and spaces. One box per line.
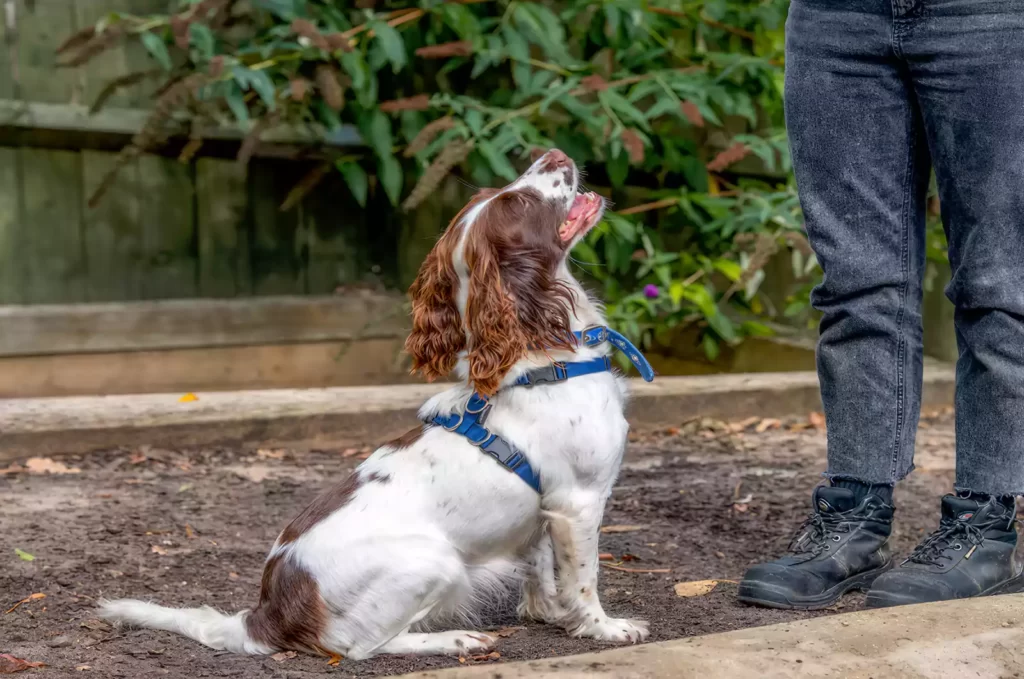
737, 486, 894, 609
866, 494, 1024, 608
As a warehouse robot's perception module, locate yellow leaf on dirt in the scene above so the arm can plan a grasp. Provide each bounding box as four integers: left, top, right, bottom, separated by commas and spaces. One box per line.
184, 524, 195, 539
75, 665, 91, 671
600, 525, 648, 534
271, 651, 297, 662
24, 457, 80, 475
150, 545, 167, 556
673, 580, 721, 597
754, 418, 782, 433
327, 653, 342, 666
257, 449, 285, 460
178, 393, 199, 403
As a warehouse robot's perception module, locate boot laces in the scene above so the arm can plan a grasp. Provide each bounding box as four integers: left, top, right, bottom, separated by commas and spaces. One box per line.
788, 509, 851, 557
907, 519, 986, 566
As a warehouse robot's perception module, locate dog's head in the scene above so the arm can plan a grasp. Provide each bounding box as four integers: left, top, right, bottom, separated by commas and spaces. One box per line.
406, 149, 605, 396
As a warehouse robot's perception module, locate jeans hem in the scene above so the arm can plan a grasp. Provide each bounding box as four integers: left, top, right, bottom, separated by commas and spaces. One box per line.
822, 466, 913, 486
953, 485, 1022, 499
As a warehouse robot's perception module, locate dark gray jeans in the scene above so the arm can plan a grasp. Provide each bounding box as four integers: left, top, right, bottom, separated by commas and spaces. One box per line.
786, 0, 1024, 494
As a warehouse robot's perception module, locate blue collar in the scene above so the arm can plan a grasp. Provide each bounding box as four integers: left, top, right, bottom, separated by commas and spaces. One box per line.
427, 325, 654, 494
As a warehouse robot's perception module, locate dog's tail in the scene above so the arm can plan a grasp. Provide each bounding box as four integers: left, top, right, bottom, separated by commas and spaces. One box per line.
98, 599, 271, 655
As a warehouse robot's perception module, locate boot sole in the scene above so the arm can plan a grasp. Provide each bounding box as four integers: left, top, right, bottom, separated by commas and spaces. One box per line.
737, 561, 893, 611
865, 570, 1024, 609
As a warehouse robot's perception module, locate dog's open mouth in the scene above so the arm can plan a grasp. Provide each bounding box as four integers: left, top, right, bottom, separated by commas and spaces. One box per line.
558, 192, 604, 242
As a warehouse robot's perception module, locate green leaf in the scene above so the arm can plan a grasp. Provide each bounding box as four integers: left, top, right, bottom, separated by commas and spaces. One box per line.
606, 149, 629, 188
476, 139, 517, 182
232, 66, 277, 110
15, 548, 35, 562
706, 310, 738, 342
360, 110, 393, 161
370, 20, 406, 73
702, 334, 720, 361
224, 83, 249, 124
336, 161, 368, 207
712, 259, 743, 282
189, 23, 215, 60
378, 153, 403, 207
140, 31, 172, 71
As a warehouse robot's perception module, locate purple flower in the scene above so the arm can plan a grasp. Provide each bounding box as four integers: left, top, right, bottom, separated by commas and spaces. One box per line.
643, 284, 660, 299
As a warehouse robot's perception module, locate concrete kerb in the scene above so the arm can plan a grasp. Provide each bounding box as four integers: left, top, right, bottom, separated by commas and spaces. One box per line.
395, 594, 1024, 679
0, 367, 956, 462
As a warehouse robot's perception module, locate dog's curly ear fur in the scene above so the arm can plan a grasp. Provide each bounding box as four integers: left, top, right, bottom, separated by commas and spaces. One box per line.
406, 242, 465, 382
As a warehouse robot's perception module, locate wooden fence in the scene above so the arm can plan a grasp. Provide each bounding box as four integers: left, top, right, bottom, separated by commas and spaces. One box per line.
0, 0, 467, 305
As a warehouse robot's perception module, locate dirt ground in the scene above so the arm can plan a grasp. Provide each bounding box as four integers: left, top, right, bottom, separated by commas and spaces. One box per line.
1, 408, 963, 678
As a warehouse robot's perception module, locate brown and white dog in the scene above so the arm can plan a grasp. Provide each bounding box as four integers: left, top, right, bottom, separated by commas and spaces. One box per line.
98, 149, 650, 659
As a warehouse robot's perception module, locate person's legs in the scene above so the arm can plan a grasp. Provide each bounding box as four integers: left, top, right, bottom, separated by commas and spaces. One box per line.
739, 0, 927, 608
865, 0, 1024, 607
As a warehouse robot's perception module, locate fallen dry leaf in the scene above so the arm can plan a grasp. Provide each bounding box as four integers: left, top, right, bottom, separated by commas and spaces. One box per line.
469, 652, 501, 662
5, 593, 45, 614
598, 553, 615, 561
600, 524, 648, 534
755, 418, 782, 433
257, 449, 285, 460
674, 580, 720, 597
185, 524, 195, 539
178, 392, 199, 403
729, 416, 761, 433
80, 619, 111, 632
150, 545, 167, 556
0, 464, 25, 476
341, 447, 361, 458
178, 483, 193, 494
0, 654, 46, 673
228, 572, 239, 580
128, 453, 147, 465
808, 411, 826, 430
23, 457, 80, 475
327, 653, 342, 666
75, 666, 91, 671
621, 553, 640, 562
493, 626, 524, 638
271, 651, 297, 662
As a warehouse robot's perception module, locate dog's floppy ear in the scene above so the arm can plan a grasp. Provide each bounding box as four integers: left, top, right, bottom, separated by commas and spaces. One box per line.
463, 230, 528, 396
406, 240, 465, 382
463, 190, 575, 396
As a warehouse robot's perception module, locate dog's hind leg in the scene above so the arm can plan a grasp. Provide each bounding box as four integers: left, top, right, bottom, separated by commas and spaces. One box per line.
316, 542, 494, 660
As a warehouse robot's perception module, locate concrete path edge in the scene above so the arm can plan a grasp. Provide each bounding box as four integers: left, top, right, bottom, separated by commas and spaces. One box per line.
0, 367, 955, 461
393, 593, 1024, 679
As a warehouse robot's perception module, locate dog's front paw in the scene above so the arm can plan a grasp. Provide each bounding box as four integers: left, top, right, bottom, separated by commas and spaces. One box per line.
571, 617, 649, 643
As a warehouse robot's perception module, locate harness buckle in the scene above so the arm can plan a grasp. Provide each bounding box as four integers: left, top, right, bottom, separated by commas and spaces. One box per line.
581, 324, 608, 347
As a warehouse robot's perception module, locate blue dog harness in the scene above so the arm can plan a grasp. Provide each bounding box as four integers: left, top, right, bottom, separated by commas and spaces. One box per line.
428, 326, 654, 494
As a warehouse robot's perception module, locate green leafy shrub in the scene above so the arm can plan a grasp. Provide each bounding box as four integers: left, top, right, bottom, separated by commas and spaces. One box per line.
60, 0, 818, 360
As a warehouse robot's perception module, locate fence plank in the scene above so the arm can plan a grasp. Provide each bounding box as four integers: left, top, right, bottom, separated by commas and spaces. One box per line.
0, 148, 19, 303
197, 157, 250, 297
82, 150, 145, 300
18, 148, 87, 303
249, 159, 304, 295
14, 0, 82, 104
0, 294, 409, 356
136, 154, 197, 298
304, 165, 365, 294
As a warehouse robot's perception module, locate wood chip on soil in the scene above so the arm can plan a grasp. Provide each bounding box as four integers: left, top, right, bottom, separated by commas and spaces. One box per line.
600, 524, 648, 534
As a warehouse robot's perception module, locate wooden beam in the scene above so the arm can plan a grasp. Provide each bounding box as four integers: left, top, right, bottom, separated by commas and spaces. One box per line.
0, 98, 363, 159
0, 294, 409, 357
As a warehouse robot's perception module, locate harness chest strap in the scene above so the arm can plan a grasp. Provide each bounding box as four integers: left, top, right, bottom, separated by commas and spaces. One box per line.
427, 325, 655, 494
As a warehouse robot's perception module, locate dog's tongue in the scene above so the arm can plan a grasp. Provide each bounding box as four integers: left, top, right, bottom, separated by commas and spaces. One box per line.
567, 194, 588, 221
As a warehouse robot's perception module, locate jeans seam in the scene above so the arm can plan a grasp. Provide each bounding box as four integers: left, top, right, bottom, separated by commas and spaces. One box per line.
890, 95, 916, 481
